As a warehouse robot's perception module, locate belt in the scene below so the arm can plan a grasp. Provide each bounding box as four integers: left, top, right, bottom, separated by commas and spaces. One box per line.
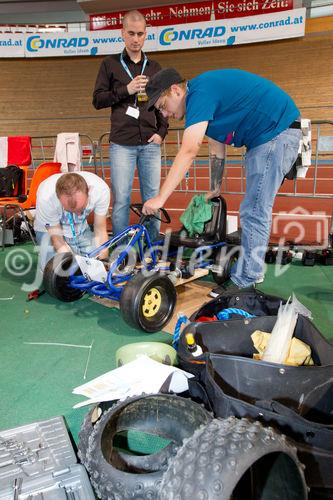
289, 120, 301, 129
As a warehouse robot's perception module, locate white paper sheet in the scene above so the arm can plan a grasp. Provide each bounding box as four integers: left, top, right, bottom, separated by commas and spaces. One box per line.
75, 255, 108, 283
72, 355, 194, 409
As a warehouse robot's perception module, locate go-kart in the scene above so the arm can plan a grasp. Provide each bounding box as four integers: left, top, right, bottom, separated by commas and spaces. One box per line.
43, 199, 236, 333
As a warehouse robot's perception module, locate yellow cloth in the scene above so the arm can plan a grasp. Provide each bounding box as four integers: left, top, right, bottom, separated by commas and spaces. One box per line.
251, 330, 314, 366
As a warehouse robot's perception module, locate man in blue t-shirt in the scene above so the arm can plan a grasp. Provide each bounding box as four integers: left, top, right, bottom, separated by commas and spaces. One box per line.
142, 68, 302, 292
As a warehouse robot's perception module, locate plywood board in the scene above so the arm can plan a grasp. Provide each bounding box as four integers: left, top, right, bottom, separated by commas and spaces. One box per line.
163, 280, 214, 334
90, 279, 214, 335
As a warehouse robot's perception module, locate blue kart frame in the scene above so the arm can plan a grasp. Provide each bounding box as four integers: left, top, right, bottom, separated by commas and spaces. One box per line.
43, 204, 232, 332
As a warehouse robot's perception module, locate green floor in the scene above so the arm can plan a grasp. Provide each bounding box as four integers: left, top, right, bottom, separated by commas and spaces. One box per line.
0, 242, 332, 445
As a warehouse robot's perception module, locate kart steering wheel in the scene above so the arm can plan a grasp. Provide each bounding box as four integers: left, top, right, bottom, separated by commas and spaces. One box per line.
130, 203, 171, 224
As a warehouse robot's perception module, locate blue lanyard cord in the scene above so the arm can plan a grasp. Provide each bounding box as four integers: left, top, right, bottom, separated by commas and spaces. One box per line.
68, 212, 77, 239
120, 52, 148, 80
67, 211, 88, 254
68, 212, 79, 253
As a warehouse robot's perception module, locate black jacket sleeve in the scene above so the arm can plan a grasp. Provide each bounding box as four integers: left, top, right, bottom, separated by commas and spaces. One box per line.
92, 58, 129, 110
155, 109, 168, 139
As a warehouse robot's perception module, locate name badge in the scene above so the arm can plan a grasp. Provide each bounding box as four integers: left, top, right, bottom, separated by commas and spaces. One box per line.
126, 106, 140, 119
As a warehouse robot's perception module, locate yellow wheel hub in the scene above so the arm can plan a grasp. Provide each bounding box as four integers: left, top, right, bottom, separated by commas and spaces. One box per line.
142, 287, 162, 318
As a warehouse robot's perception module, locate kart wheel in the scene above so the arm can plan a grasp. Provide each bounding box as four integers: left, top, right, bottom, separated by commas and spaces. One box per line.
43, 252, 84, 302
85, 394, 212, 500
120, 272, 177, 332
160, 417, 307, 500
212, 246, 239, 285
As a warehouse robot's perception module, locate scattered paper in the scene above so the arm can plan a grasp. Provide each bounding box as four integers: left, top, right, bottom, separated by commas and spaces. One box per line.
72, 355, 194, 409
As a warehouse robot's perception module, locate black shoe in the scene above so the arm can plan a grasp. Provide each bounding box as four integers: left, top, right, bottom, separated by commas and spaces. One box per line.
209, 281, 255, 298
209, 281, 238, 298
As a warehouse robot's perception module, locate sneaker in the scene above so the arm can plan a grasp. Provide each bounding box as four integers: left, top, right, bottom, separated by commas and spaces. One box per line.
209, 281, 256, 298
209, 283, 237, 298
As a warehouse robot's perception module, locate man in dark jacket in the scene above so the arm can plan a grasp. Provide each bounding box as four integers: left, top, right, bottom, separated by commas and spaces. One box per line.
93, 10, 168, 242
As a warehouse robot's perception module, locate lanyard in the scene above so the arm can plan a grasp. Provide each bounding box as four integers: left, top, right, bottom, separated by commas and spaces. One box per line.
68, 212, 77, 240
67, 211, 88, 253
120, 51, 148, 80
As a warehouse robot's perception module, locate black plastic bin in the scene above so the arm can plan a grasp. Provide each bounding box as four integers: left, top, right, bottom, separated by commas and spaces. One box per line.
178, 310, 333, 495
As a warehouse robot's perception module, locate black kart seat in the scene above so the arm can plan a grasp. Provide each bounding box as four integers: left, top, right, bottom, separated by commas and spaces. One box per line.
170, 230, 215, 248
170, 196, 227, 248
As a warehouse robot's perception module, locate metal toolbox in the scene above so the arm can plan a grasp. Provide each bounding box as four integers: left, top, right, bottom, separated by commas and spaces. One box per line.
0, 416, 95, 499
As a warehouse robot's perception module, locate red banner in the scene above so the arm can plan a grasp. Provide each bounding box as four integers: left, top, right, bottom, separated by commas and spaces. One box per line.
90, 0, 294, 30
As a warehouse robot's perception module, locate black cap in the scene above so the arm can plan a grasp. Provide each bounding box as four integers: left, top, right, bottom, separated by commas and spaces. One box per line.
146, 68, 183, 111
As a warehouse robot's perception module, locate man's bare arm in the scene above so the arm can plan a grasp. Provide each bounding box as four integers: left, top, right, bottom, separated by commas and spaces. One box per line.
93, 214, 109, 259
143, 121, 208, 213
48, 224, 72, 253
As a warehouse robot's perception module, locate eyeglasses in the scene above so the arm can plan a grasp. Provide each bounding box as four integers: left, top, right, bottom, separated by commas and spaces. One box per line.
155, 95, 167, 113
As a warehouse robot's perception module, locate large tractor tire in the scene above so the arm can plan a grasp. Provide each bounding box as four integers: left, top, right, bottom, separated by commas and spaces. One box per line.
160, 417, 308, 500
78, 401, 114, 465
78, 401, 173, 474
85, 394, 212, 499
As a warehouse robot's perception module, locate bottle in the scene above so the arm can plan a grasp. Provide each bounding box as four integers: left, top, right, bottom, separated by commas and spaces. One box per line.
137, 91, 148, 104
185, 333, 203, 357
137, 76, 149, 107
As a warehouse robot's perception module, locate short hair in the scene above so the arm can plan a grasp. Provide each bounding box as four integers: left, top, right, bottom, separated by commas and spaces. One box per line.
56, 173, 88, 198
161, 80, 187, 98
122, 10, 146, 29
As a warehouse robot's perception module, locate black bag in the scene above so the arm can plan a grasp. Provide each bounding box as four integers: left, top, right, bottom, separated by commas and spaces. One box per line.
0, 165, 23, 197
178, 289, 287, 377
179, 312, 333, 389
190, 287, 286, 321
7, 215, 36, 243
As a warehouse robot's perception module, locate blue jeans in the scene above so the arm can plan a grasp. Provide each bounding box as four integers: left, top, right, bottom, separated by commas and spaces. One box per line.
110, 142, 161, 242
231, 128, 301, 288
35, 226, 95, 271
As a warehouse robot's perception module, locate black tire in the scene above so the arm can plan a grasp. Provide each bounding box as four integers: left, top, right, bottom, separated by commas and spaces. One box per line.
78, 401, 114, 465
160, 417, 308, 500
120, 273, 177, 333
85, 394, 212, 500
43, 252, 84, 302
78, 401, 171, 473
212, 246, 239, 285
